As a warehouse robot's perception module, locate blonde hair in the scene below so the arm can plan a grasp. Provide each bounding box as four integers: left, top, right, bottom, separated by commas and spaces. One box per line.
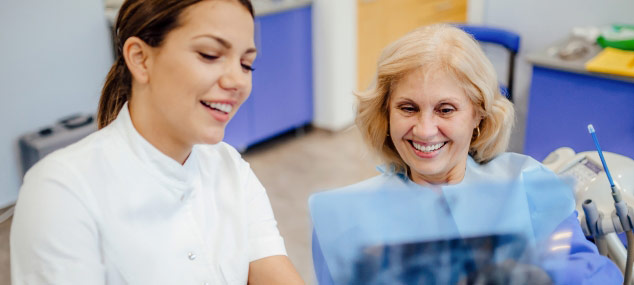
355, 23, 515, 173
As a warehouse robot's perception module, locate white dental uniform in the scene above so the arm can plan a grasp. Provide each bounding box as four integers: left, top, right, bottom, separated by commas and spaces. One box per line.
10, 103, 286, 284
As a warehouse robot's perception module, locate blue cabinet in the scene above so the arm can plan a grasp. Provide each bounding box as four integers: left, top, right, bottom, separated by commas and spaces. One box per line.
224, 5, 313, 151
524, 66, 634, 161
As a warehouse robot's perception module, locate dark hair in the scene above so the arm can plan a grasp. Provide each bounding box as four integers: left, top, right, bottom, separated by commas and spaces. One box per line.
98, 0, 254, 129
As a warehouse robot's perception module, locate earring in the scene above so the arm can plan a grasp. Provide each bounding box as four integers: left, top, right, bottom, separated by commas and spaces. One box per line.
474, 126, 481, 139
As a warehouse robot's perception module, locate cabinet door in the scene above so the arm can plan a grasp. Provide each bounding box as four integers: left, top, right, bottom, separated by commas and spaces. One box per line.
250, 6, 313, 144
357, 0, 386, 91
357, 0, 467, 90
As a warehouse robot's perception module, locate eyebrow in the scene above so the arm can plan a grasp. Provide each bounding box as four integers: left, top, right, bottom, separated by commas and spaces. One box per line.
392, 95, 463, 106
194, 34, 257, 54
393, 97, 415, 103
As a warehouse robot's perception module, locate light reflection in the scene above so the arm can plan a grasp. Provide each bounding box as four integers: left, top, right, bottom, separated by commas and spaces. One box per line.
551, 231, 573, 241
550, 245, 571, 252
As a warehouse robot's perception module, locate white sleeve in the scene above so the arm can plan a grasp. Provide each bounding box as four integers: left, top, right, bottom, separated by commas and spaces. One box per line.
242, 161, 287, 262
10, 159, 105, 284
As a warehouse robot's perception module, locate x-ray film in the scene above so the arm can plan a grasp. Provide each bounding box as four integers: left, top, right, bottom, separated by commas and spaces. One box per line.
351, 234, 553, 284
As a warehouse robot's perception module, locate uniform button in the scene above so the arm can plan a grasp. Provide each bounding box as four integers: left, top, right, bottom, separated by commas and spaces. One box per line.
188, 252, 197, 260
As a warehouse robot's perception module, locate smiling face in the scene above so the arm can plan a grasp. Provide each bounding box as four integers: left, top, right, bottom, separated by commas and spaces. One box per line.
389, 68, 480, 185
128, 0, 255, 161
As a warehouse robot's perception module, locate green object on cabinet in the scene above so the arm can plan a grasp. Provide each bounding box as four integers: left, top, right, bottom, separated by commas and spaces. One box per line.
597, 24, 634, 51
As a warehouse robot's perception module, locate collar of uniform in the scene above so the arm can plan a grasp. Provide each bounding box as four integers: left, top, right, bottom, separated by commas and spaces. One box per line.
111, 102, 198, 191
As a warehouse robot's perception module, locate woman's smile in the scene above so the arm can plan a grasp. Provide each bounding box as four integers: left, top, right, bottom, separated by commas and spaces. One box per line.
409, 140, 448, 158
200, 100, 235, 123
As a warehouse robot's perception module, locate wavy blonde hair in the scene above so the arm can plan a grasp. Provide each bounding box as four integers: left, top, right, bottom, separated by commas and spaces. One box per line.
356, 23, 515, 173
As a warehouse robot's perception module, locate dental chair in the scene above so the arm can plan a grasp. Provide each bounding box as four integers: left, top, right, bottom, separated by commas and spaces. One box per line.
544, 147, 634, 284
456, 24, 520, 102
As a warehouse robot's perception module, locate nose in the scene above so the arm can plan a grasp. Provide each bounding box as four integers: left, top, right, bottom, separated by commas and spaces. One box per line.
218, 60, 249, 93
412, 113, 439, 139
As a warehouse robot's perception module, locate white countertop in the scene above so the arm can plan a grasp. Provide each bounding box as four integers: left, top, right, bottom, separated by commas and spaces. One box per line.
526, 39, 634, 83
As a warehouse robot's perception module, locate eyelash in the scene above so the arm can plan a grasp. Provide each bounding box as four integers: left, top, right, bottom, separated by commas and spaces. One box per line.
437, 105, 456, 115
198, 53, 255, 72
398, 105, 417, 113
199, 53, 218, 61
241, 64, 255, 72
396, 104, 456, 115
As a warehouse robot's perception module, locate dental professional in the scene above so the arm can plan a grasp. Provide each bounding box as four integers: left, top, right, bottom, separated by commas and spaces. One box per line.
10, 0, 304, 284
310, 24, 622, 284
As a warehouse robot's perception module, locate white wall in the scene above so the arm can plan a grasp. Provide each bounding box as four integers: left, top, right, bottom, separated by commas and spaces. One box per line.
467, 0, 484, 24
469, 0, 634, 152
312, 0, 357, 131
0, 0, 113, 208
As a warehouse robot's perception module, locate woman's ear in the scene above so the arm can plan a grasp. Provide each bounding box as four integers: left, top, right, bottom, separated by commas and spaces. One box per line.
122, 37, 151, 84
476, 115, 484, 128
471, 108, 483, 129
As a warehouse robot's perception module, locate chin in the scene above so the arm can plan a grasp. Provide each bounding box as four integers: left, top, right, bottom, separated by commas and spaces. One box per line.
199, 129, 225, 145
410, 164, 443, 178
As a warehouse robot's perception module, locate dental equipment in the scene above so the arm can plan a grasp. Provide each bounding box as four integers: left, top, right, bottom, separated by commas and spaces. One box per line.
582, 124, 634, 285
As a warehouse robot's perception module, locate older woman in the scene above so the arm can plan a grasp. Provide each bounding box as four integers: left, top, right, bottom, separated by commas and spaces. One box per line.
310, 24, 621, 284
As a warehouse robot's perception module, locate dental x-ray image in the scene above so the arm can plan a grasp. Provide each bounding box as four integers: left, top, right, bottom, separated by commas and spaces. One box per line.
350, 234, 552, 285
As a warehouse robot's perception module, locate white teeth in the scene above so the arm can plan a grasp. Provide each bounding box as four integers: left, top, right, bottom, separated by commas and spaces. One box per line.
203, 101, 233, 113
412, 142, 444, 152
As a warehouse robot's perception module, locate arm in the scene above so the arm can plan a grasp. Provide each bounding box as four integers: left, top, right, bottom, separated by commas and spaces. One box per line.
243, 162, 303, 284
554, 211, 623, 284
248, 255, 304, 284
10, 161, 104, 284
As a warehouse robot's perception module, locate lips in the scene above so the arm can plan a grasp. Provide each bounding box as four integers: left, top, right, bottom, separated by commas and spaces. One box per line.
201, 101, 233, 113
200, 100, 234, 123
409, 140, 447, 158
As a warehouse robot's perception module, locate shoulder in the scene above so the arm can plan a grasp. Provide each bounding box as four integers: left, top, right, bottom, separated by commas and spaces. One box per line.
23, 126, 117, 188
16, 128, 116, 224
482, 152, 544, 170
480, 153, 575, 240
471, 152, 565, 199
472, 152, 555, 180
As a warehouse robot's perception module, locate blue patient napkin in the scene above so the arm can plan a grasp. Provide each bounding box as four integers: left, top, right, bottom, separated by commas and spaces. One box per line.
310, 173, 574, 284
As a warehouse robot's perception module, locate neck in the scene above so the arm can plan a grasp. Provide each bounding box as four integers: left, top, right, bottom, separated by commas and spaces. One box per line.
128, 93, 191, 165
409, 158, 468, 186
